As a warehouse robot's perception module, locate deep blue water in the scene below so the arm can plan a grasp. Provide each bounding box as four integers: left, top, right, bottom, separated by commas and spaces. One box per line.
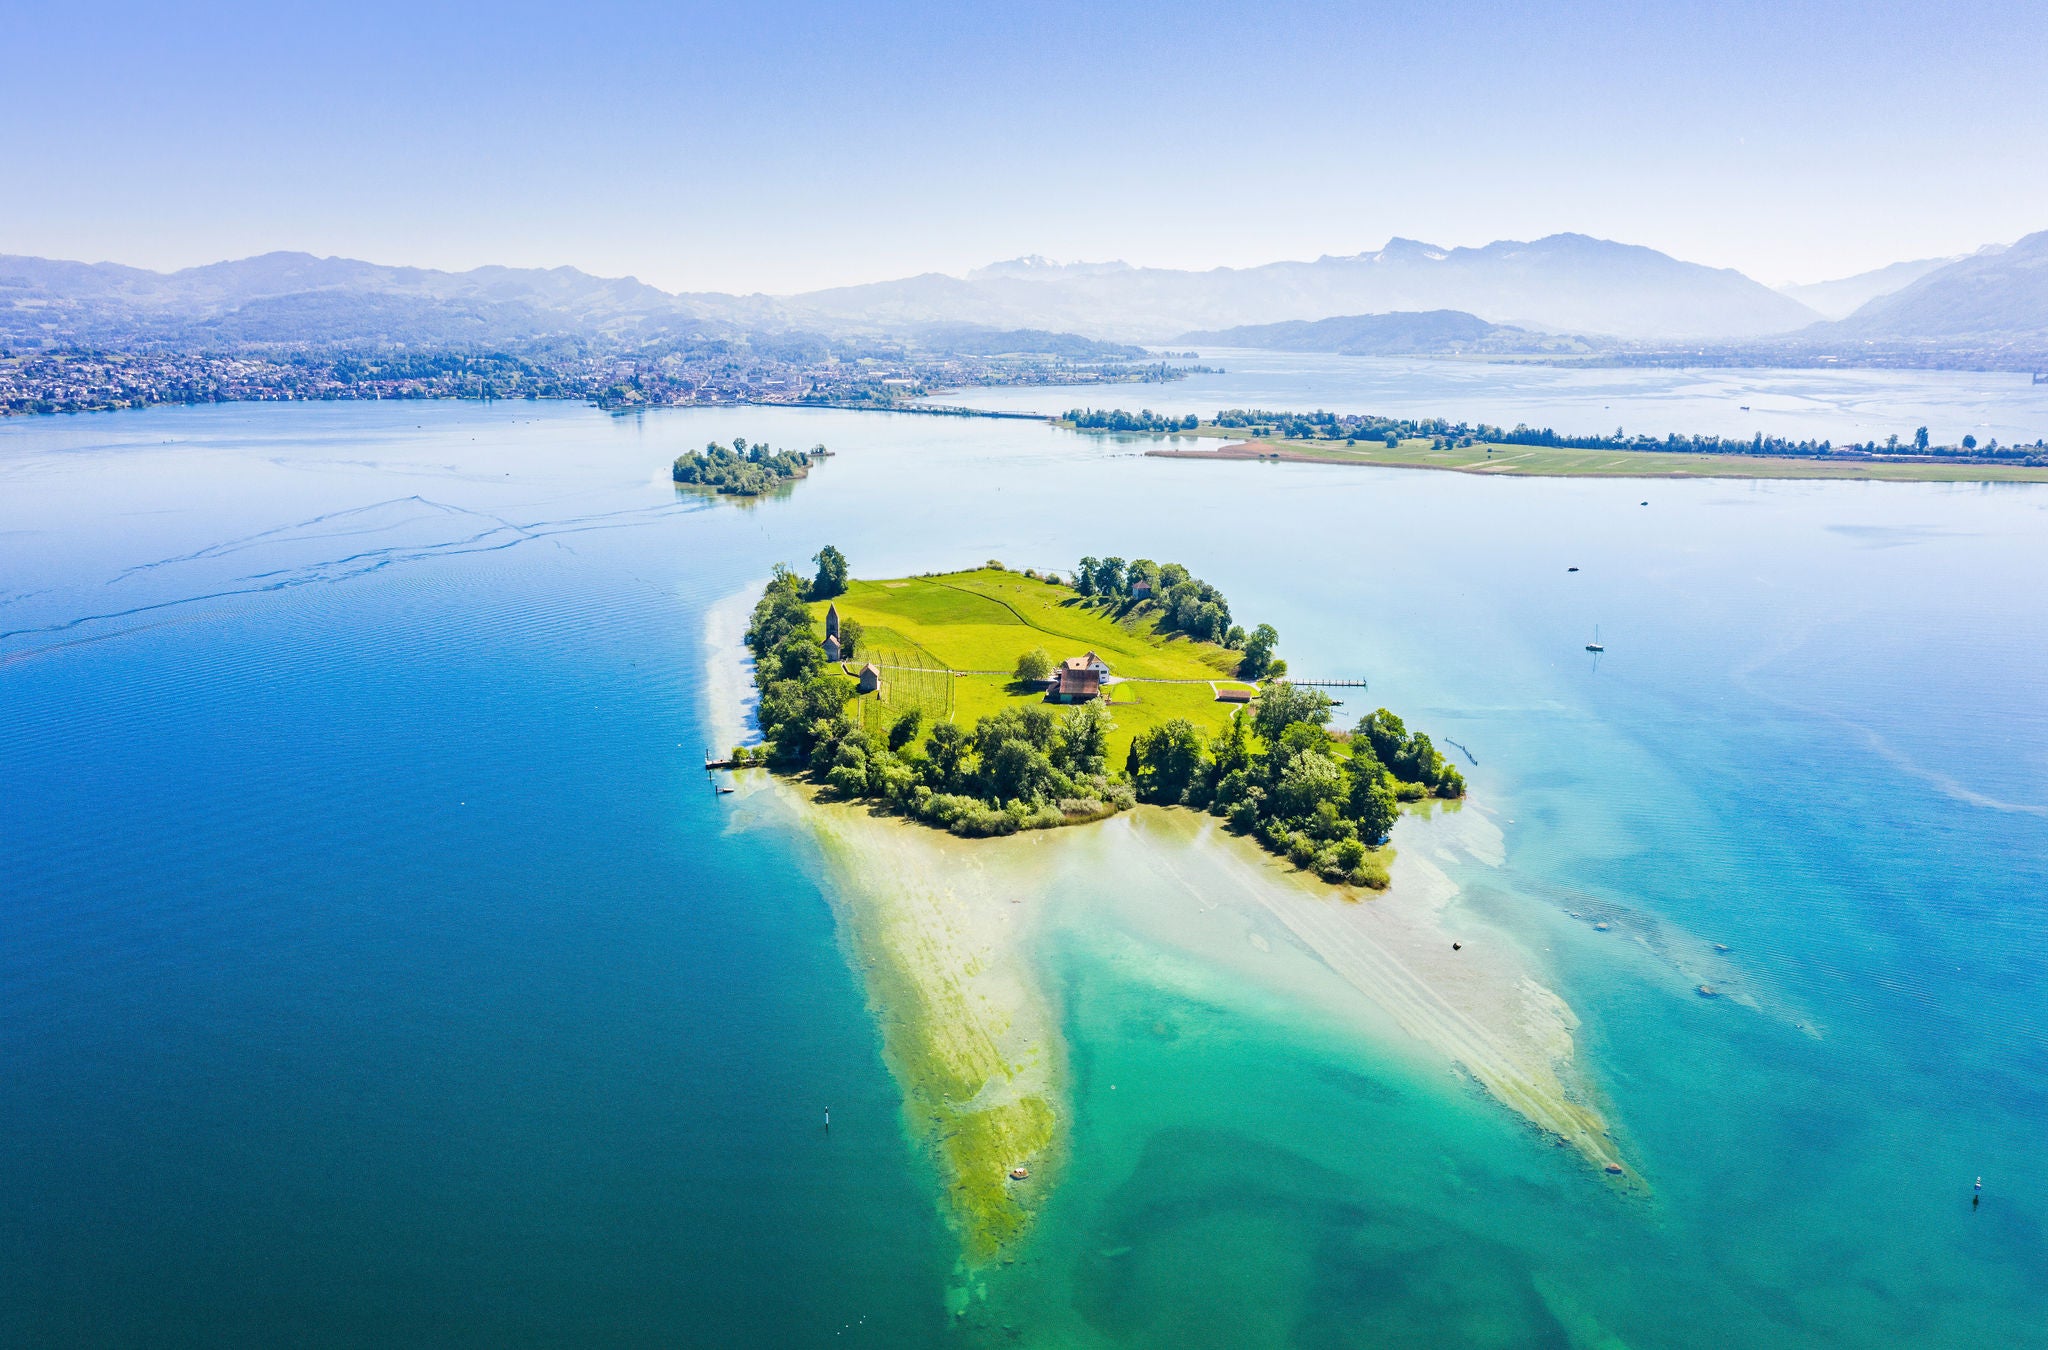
3, 399, 2044, 1347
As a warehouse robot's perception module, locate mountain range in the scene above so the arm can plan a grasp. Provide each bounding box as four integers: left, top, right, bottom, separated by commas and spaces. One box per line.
779, 235, 1821, 341
1816, 231, 2048, 344
1176, 310, 1596, 357
4, 230, 2045, 362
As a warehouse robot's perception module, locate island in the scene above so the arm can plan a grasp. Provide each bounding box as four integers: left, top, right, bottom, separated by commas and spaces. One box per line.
671, 437, 824, 497
737, 549, 1464, 886
1060, 406, 2048, 481
708, 549, 1618, 1293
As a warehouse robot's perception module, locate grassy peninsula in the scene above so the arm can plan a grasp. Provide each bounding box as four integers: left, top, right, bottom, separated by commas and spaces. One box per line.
737, 549, 1463, 888
1062, 406, 2048, 481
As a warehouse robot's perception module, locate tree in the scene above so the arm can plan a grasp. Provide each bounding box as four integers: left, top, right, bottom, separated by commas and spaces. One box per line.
1253, 681, 1331, 745
1014, 647, 1054, 682
1348, 765, 1398, 844
838, 617, 864, 659
810, 545, 849, 599
1963, 434, 1978, 450
1238, 623, 1279, 679
924, 722, 968, 789
1056, 703, 1113, 778
1095, 556, 1126, 597
1914, 426, 1930, 451
1074, 557, 1099, 597
1133, 719, 1208, 804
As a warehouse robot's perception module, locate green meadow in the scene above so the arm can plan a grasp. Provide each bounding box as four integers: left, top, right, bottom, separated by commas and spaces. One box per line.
1153, 431, 2048, 481
813, 568, 1255, 761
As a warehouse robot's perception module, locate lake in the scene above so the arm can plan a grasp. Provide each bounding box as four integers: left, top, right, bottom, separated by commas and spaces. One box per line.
2, 397, 2043, 1347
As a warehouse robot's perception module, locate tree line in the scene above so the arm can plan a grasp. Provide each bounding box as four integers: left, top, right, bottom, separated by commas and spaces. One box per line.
1068, 406, 2048, 462
1072, 556, 1280, 676
1064, 408, 1200, 433
671, 437, 823, 496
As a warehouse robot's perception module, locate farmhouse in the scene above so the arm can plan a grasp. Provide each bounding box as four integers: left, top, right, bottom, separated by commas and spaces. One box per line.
1048, 665, 1101, 703
1045, 654, 1109, 703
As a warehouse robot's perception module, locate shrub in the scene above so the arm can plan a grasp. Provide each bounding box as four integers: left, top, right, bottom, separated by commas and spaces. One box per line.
1286, 832, 1320, 869
1014, 647, 1054, 682
1348, 853, 1392, 890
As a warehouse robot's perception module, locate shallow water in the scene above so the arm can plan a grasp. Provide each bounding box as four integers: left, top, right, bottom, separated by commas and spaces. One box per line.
3, 399, 2043, 1347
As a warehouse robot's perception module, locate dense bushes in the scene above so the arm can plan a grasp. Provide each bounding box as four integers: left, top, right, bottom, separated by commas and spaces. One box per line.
673, 437, 818, 496
1123, 683, 1462, 888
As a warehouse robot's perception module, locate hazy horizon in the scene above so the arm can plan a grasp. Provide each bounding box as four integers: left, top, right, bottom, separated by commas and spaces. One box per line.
7, 0, 2045, 294
1, 230, 2022, 303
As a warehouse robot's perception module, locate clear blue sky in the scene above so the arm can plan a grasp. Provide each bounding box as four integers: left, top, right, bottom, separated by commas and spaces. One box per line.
5, 0, 2043, 292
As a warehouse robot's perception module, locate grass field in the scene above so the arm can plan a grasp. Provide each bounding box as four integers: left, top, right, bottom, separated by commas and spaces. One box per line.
1143, 431, 2048, 482
815, 568, 1250, 760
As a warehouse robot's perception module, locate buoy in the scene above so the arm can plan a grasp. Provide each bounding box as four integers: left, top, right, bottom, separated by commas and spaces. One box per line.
1452, 941, 1461, 951
1009, 1167, 1030, 1181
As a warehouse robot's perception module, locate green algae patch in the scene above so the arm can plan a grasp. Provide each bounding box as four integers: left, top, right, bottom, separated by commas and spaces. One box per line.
799, 794, 1069, 1265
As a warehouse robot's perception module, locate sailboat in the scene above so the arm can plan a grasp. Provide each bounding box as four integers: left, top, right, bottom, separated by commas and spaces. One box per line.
1585, 625, 1605, 653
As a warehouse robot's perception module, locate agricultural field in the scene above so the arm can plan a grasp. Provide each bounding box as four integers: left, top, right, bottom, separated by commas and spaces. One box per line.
813, 568, 1253, 760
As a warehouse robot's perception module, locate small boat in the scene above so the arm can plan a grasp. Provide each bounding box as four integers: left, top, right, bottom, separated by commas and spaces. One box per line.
1008, 1167, 1030, 1181
1739, 405, 1750, 411
718, 786, 735, 795
1568, 566, 1580, 573
1697, 984, 1720, 998
1585, 625, 1605, 653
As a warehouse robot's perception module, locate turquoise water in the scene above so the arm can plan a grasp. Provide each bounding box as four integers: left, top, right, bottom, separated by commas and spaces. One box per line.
3, 400, 2043, 1346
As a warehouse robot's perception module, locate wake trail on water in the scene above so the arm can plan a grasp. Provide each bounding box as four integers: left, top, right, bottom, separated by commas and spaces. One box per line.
2, 496, 714, 661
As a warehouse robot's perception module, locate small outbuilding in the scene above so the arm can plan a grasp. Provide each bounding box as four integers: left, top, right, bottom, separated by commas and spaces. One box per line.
823, 633, 842, 661
857, 663, 882, 694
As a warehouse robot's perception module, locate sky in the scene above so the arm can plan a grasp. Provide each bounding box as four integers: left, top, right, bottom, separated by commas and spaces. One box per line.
5, 0, 2045, 294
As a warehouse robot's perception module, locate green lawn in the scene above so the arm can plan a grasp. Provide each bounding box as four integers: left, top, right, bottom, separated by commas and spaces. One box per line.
1152, 433, 2048, 482
815, 568, 1250, 759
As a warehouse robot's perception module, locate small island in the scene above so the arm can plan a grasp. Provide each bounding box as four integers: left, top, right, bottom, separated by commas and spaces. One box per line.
736, 547, 1463, 888
671, 436, 825, 497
